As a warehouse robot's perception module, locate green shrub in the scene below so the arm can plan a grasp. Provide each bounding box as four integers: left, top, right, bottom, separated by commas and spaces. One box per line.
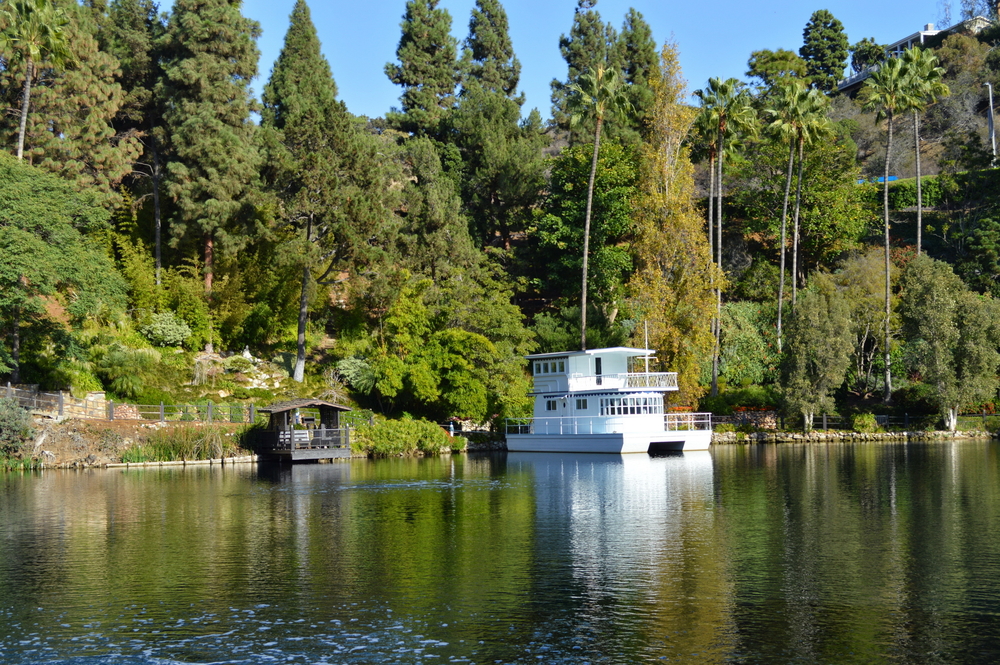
224, 355, 254, 374
0, 397, 34, 457
714, 423, 736, 433
140, 311, 193, 347
231, 386, 275, 402
852, 412, 881, 433
699, 385, 779, 415
353, 417, 464, 456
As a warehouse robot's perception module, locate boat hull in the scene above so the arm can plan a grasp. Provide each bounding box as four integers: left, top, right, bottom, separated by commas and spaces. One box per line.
506, 429, 711, 454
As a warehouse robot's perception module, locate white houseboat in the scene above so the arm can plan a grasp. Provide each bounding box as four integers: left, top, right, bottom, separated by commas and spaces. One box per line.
505, 347, 712, 454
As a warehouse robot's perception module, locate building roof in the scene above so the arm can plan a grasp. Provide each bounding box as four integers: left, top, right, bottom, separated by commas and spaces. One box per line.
259, 399, 351, 414
525, 347, 655, 360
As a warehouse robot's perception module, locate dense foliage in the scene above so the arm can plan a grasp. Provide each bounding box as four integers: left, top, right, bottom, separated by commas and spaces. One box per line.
4, 0, 1000, 437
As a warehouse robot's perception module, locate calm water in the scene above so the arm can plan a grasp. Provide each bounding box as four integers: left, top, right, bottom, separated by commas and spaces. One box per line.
2, 442, 1000, 664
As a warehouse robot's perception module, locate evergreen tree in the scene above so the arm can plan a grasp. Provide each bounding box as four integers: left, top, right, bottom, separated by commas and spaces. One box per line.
396, 137, 480, 279
616, 8, 658, 143
100, 0, 168, 282
799, 9, 849, 93
462, 0, 520, 101
550, 0, 619, 140
850, 37, 884, 74
157, 0, 260, 299
6, 0, 142, 198
263, 0, 394, 382
385, 0, 459, 137
450, 88, 548, 249
746, 48, 808, 88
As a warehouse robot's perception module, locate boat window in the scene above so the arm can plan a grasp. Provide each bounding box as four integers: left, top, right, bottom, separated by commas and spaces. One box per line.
545, 400, 557, 411
575, 398, 588, 410
558, 361, 565, 372
534, 362, 541, 375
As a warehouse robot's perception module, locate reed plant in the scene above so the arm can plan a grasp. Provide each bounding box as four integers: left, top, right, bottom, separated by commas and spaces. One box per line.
119, 424, 249, 462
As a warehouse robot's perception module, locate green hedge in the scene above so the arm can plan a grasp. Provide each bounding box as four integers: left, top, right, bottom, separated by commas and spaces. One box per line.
353, 417, 466, 456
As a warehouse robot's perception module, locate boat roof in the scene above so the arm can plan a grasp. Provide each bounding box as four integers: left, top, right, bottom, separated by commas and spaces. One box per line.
525, 347, 656, 360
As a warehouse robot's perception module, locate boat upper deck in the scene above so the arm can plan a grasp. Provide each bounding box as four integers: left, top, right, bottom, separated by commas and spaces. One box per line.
527, 347, 678, 394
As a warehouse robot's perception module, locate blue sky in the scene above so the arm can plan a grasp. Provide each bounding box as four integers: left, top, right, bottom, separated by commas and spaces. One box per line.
242, 0, 948, 119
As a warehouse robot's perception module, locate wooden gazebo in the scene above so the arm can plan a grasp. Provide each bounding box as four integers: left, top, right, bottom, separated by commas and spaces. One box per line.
251, 399, 353, 462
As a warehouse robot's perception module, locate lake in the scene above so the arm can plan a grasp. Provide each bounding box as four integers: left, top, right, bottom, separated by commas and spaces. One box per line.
2, 441, 1000, 664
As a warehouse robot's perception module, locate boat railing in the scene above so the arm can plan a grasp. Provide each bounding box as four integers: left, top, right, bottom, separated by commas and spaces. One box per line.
665, 412, 713, 431
505, 416, 626, 435
506, 412, 711, 435
567, 372, 678, 391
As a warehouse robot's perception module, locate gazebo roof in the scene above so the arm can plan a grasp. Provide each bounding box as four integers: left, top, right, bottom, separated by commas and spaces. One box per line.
258, 399, 351, 414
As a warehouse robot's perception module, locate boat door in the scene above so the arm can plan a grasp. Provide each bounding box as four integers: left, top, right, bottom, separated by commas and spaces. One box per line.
595, 357, 602, 386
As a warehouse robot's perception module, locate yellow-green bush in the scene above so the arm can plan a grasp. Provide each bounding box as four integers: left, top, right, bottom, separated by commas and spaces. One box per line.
353, 416, 465, 456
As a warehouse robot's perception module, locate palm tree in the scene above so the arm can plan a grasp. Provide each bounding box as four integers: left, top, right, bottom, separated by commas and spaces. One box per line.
567, 64, 632, 351
788, 88, 832, 306
0, 0, 71, 160
900, 46, 948, 256
861, 56, 923, 402
695, 77, 756, 395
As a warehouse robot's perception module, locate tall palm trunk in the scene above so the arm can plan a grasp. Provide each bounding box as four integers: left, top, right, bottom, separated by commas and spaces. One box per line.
777, 140, 795, 353
883, 113, 894, 402
914, 109, 923, 256
580, 116, 603, 351
710, 131, 725, 397
16, 58, 33, 161
707, 153, 715, 262
791, 135, 806, 306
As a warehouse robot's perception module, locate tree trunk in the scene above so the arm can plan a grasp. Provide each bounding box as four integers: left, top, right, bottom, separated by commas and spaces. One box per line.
946, 406, 958, 432
16, 58, 33, 161
804, 410, 814, 432
792, 136, 806, 306
711, 132, 725, 397
777, 140, 795, 353
580, 117, 603, 351
914, 109, 923, 256
293, 265, 309, 383
10, 305, 20, 384
204, 234, 214, 354
293, 217, 313, 383
152, 139, 163, 286
707, 153, 715, 261
883, 113, 894, 403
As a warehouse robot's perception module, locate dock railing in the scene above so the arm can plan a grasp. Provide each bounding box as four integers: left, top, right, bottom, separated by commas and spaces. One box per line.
665, 412, 713, 431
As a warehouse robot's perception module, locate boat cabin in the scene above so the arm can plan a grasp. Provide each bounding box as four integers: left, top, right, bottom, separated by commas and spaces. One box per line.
251, 399, 353, 462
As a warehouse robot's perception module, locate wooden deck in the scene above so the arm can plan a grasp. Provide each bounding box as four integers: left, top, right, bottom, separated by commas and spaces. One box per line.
250, 427, 352, 462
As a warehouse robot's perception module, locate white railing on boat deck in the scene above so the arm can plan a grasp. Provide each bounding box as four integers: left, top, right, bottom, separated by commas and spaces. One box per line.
505, 413, 711, 435
567, 372, 678, 391
664, 412, 713, 432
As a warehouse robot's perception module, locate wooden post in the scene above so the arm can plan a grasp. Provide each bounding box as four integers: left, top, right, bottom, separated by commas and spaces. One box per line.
905, 413, 909, 429
58, 392, 64, 417
207, 401, 213, 423
108, 401, 115, 421
250, 404, 255, 424
160, 402, 165, 423
5, 382, 11, 399
822, 413, 827, 431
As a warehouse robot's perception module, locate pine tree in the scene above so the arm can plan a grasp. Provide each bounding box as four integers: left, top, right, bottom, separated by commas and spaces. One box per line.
799, 9, 849, 93
0, 0, 141, 198
100, 0, 168, 282
157, 0, 260, 298
550, 0, 619, 140
384, 0, 459, 137
462, 0, 520, 101
263, 0, 394, 382
616, 8, 659, 143
450, 87, 548, 249
628, 41, 716, 404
